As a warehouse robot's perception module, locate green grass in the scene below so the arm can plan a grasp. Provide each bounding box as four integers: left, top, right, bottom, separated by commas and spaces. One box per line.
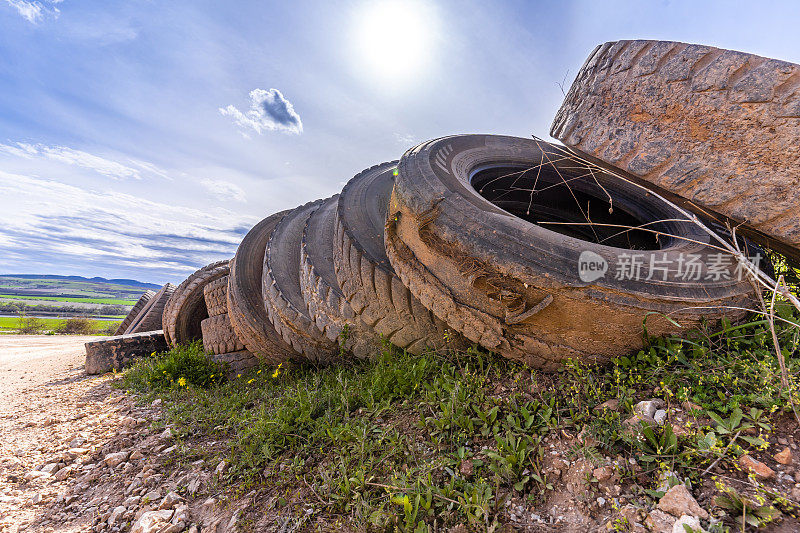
119, 302, 800, 531
0, 316, 122, 334
0, 294, 136, 305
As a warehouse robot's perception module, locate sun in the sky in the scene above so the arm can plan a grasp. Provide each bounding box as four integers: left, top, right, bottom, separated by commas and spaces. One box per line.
353, 0, 439, 83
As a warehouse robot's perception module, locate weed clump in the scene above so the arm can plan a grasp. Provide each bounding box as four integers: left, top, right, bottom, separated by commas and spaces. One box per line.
123, 341, 227, 391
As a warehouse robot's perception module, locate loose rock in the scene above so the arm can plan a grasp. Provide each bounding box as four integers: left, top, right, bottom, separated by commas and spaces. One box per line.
657, 484, 708, 520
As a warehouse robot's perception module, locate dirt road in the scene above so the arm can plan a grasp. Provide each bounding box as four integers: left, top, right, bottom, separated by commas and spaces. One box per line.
0, 336, 99, 413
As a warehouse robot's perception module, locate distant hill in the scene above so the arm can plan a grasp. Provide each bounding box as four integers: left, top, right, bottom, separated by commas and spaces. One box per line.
1, 274, 161, 291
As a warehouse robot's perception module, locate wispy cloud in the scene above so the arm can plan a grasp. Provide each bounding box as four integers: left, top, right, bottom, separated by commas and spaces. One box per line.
4, 0, 59, 24
0, 171, 257, 282
200, 178, 246, 203
219, 88, 303, 136
0, 142, 170, 180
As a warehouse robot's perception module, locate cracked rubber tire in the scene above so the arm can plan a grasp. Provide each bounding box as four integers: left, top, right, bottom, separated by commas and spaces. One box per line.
551, 39, 800, 254
114, 290, 155, 335
333, 162, 466, 355
264, 200, 340, 364
228, 211, 297, 365
201, 314, 246, 355
162, 261, 229, 347
125, 284, 176, 335
386, 134, 755, 369
300, 195, 382, 359
203, 276, 229, 318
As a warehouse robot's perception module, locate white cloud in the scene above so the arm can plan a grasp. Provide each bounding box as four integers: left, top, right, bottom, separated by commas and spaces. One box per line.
4, 0, 59, 24
200, 178, 246, 203
0, 142, 170, 180
0, 171, 257, 281
219, 88, 303, 136
394, 133, 416, 146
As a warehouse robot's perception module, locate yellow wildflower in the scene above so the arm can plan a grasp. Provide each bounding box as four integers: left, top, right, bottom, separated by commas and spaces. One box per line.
177, 377, 187, 387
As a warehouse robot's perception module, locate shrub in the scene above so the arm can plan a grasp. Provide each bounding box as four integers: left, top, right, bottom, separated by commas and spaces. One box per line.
122, 341, 227, 391
102, 322, 121, 335
56, 317, 94, 335
17, 316, 45, 334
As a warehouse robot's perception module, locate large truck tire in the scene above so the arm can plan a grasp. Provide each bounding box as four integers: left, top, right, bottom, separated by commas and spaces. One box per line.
385, 134, 755, 369
334, 162, 466, 355
551, 39, 800, 256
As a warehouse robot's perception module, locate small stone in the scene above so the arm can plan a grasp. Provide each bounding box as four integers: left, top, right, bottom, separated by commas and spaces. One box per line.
680, 401, 702, 413
672, 514, 706, 533
142, 489, 162, 503
775, 447, 793, 465
646, 510, 676, 533
108, 506, 126, 525
69, 437, 86, 448
171, 504, 188, 524
459, 459, 473, 478
151, 399, 162, 408
623, 414, 656, 429
654, 410, 668, 425
778, 437, 789, 446
159, 428, 173, 440
594, 399, 620, 411
214, 460, 227, 476
67, 448, 89, 456
657, 484, 708, 519
130, 450, 144, 461
54, 466, 73, 481
739, 454, 776, 480
40, 463, 60, 474
634, 399, 665, 419
131, 509, 173, 533
158, 491, 183, 510
593, 466, 614, 482
104, 452, 129, 468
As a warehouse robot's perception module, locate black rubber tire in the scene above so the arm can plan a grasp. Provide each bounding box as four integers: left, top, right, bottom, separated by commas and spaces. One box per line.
386, 134, 755, 369
203, 276, 229, 318
300, 195, 382, 359
228, 212, 297, 365
125, 284, 176, 335
263, 200, 340, 364
201, 314, 246, 355
334, 162, 466, 354
551, 39, 800, 253
162, 261, 230, 347
114, 290, 156, 335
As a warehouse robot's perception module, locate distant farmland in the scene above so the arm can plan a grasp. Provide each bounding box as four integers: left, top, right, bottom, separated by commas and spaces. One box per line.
0, 274, 159, 318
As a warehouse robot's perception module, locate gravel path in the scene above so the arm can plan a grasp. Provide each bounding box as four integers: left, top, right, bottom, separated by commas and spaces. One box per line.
0, 335, 234, 533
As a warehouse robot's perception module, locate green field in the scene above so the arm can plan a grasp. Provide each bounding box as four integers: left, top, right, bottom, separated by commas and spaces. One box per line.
0, 294, 137, 305
0, 316, 122, 335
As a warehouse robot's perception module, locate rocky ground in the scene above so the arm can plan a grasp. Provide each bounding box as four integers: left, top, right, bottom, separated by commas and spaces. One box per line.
0, 336, 240, 533
2, 335, 800, 532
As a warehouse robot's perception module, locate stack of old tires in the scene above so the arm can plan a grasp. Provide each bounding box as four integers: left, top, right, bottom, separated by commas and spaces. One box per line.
157, 39, 800, 371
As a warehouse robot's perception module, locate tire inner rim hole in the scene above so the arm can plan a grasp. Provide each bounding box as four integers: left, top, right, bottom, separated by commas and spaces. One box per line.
470, 165, 664, 250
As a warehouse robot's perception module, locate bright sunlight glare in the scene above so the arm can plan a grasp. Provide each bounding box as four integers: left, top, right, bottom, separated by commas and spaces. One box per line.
354, 0, 437, 84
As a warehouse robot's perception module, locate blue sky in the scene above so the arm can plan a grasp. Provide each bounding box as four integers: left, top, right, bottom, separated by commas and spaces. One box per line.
2, 0, 800, 284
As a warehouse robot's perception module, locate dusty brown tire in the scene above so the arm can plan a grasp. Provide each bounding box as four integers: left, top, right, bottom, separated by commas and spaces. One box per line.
162, 261, 230, 347
264, 201, 340, 364
203, 276, 229, 318
208, 350, 259, 377
114, 290, 155, 335
333, 162, 466, 355
300, 195, 382, 359
201, 314, 245, 355
386, 134, 755, 369
551, 39, 800, 253
125, 284, 176, 334
228, 212, 297, 365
